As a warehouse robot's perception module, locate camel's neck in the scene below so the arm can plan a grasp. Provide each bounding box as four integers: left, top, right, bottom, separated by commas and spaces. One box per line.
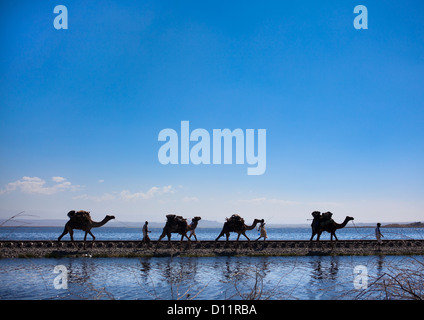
189, 221, 198, 230
92, 217, 111, 228
335, 217, 351, 229
246, 221, 260, 230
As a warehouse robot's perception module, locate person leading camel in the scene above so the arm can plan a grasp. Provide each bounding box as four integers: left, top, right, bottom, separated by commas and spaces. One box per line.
255, 221, 268, 241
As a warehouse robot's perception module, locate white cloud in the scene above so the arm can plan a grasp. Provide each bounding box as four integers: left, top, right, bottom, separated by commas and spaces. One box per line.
119, 185, 173, 201
98, 179, 105, 183
0, 176, 80, 195
182, 196, 199, 202
70, 185, 175, 203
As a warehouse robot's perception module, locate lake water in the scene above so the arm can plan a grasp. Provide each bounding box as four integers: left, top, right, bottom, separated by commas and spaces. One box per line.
1, 227, 423, 300
1, 255, 423, 300
1, 226, 424, 241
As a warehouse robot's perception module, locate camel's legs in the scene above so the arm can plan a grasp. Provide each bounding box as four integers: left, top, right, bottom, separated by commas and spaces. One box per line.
215, 230, 225, 241
83, 231, 96, 249
58, 227, 68, 241
189, 233, 198, 242
215, 232, 231, 246
158, 231, 167, 242
83, 232, 88, 249
156, 233, 172, 247
180, 233, 191, 249
88, 230, 95, 241
65, 229, 77, 248
87, 230, 96, 247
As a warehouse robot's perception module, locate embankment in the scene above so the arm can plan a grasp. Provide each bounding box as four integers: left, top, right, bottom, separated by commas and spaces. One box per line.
1, 240, 424, 258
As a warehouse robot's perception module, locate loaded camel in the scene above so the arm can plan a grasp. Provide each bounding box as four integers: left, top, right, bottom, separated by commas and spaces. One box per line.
309, 211, 354, 241
58, 210, 115, 248
158, 214, 201, 244
215, 214, 264, 242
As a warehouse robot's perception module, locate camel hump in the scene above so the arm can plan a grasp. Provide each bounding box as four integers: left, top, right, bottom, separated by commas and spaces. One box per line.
166, 214, 187, 225
229, 214, 244, 222
321, 211, 333, 220
67, 210, 76, 218
226, 214, 245, 228
68, 210, 91, 221
166, 214, 176, 221
175, 216, 187, 226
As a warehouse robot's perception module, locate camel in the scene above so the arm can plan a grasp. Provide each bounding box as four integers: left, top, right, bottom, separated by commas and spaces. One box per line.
158, 214, 196, 243
58, 210, 115, 248
187, 216, 202, 241
309, 211, 354, 241
215, 214, 264, 242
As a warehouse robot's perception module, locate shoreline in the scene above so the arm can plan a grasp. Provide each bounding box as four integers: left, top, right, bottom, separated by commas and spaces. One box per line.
1, 240, 423, 258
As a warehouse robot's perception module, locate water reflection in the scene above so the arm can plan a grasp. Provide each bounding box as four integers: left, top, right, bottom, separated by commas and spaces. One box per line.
0, 255, 423, 300
310, 256, 340, 281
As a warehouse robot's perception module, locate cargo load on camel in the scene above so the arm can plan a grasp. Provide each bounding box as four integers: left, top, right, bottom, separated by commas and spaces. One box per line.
225, 214, 245, 229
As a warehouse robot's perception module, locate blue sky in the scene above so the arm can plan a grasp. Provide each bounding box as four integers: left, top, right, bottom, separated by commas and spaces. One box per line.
1, 0, 423, 224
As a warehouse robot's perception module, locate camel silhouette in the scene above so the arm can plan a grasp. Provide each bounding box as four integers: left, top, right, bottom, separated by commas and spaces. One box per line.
215, 214, 264, 242
58, 210, 115, 248
309, 211, 354, 241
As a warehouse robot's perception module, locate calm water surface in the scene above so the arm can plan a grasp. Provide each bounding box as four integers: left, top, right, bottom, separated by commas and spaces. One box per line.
1, 255, 423, 300
1, 226, 424, 241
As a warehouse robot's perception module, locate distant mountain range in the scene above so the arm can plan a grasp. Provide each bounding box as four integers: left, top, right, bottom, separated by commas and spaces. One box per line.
383, 222, 424, 228
1, 218, 423, 228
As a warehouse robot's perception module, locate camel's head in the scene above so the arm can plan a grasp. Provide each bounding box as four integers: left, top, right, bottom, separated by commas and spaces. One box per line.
347, 216, 354, 221
106, 215, 115, 220
193, 216, 201, 222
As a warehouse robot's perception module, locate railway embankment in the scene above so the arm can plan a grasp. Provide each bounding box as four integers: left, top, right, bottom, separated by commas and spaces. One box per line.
1, 239, 424, 258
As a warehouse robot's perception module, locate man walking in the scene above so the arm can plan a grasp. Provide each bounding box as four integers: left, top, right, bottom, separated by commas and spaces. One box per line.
255, 220, 268, 241
375, 223, 383, 244
142, 221, 151, 244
